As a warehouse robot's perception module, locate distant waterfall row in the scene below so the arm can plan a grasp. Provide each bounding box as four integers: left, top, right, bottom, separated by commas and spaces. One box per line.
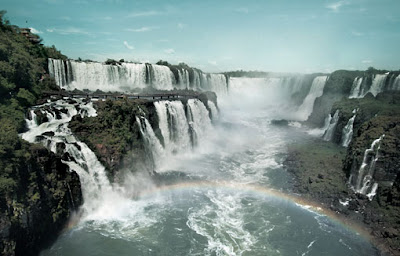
137, 99, 217, 170
48, 58, 229, 95
227, 75, 327, 121
349, 73, 400, 98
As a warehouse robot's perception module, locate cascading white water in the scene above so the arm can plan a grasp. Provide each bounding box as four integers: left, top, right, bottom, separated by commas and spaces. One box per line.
48, 58, 68, 88
368, 74, 388, 96
225, 76, 315, 121
49, 58, 148, 91
349, 77, 363, 98
296, 76, 328, 121
178, 69, 190, 89
323, 110, 339, 141
187, 99, 212, 146
154, 100, 191, 154
192, 70, 201, 89
207, 100, 219, 121
200, 73, 208, 90
287, 76, 305, 95
149, 64, 176, 90
341, 111, 356, 147
136, 98, 212, 171
391, 74, 400, 90
48, 58, 229, 95
21, 99, 116, 214
136, 116, 166, 169
208, 74, 228, 95
351, 134, 385, 200
348, 73, 400, 98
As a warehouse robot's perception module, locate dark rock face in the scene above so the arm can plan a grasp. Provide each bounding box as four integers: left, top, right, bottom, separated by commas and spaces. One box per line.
344, 115, 400, 194
0, 145, 82, 256
307, 70, 362, 127
290, 90, 400, 255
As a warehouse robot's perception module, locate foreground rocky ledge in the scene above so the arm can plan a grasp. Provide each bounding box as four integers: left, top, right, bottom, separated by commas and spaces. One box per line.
284, 138, 400, 256
0, 144, 82, 256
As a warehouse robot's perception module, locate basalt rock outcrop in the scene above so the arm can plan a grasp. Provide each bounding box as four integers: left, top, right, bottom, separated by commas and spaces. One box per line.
287, 90, 400, 255
0, 143, 82, 256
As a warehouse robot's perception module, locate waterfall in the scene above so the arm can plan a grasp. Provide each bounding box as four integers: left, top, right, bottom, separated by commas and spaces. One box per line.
208, 100, 219, 121
296, 76, 328, 121
154, 100, 191, 154
200, 73, 208, 90
48, 58, 68, 89
192, 70, 201, 89
341, 112, 356, 147
392, 74, 400, 90
323, 110, 339, 141
322, 114, 332, 132
208, 74, 228, 95
149, 64, 176, 90
368, 74, 388, 96
21, 99, 114, 214
178, 69, 190, 89
187, 99, 212, 146
349, 73, 400, 98
136, 116, 165, 169
350, 135, 385, 200
48, 58, 228, 95
349, 77, 363, 98
49, 58, 148, 91
137, 99, 212, 169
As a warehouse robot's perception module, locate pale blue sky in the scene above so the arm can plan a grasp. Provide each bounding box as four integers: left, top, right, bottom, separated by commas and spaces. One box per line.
3, 0, 400, 73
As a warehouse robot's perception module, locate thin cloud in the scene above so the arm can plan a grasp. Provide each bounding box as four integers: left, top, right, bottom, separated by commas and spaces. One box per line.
123, 41, 134, 50
46, 27, 90, 35
164, 48, 175, 54
326, 1, 347, 12
29, 27, 43, 34
127, 11, 160, 18
126, 26, 158, 32
44, 0, 64, 4
235, 7, 249, 14
362, 60, 373, 64
73, 0, 89, 4
208, 60, 217, 66
351, 31, 364, 36
177, 23, 186, 29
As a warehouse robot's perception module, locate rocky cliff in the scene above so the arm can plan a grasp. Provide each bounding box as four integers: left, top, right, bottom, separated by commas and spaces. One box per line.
0, 143, 82, 256
287, 90, 400, 255
307, 69, 400, 128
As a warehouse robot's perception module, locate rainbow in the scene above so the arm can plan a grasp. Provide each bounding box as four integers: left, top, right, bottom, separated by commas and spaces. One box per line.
137, 180, 373, 241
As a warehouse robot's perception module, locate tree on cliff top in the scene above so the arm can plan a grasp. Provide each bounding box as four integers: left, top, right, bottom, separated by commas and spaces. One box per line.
0, 10, 65, 200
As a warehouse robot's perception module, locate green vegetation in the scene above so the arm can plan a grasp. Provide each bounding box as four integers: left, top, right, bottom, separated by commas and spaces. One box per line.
0, 10, 64, 209
69, 99, 156, 177
0, 12, 83, 255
